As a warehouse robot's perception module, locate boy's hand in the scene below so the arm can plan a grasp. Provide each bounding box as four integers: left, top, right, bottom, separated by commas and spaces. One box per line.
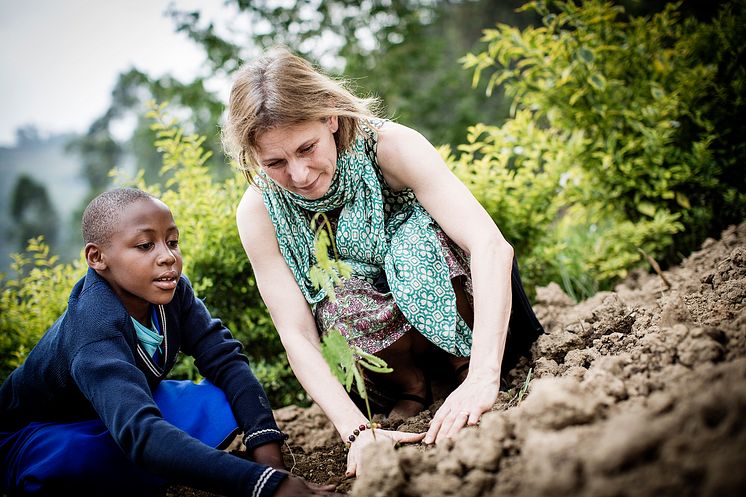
251, 441, 285, 470
274, 473, 345, 496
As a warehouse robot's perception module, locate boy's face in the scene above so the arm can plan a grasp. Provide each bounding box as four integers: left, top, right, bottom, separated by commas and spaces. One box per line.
89, 198, 182, 322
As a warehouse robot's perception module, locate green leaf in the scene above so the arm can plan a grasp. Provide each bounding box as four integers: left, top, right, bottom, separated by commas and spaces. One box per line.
320, 329, 354, 385
675, 192, 691, 209
637, 201, 656, 218
650, 85, 665, 101
577, 47, 594, 64
587, 73, 607, 90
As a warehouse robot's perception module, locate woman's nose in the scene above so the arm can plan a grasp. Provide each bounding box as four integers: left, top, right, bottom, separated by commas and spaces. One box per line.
287, 158, 311, 184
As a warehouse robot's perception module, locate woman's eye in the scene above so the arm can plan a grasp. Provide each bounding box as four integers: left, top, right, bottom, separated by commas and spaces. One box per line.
301, 143, 316, 154
264, 161, 283, 169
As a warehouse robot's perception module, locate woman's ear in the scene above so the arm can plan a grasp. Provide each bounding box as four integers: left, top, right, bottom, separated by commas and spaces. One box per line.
327, 115, 339, 133
85, 243, 107, 271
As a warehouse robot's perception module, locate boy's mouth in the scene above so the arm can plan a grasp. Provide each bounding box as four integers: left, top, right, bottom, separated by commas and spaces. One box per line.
153, 271, 179, 290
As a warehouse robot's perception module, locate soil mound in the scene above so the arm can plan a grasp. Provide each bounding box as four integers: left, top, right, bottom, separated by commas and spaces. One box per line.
171, 223, 746, 496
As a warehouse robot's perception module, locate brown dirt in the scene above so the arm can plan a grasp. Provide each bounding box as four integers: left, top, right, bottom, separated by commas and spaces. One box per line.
169, 223, 746, 497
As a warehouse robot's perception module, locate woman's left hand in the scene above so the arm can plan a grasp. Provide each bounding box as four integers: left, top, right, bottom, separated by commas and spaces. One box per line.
423, 371, 499, 444
345, 428, 425, 477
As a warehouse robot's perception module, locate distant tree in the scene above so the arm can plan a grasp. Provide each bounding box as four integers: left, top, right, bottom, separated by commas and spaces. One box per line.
66, 112, 123, 196
15, 126, 42, 148
169, 0, 536, 147
65, 0, 537, 196
9, 175, 58, 250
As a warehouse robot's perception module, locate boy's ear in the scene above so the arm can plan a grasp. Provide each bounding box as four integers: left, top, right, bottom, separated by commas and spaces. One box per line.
85, 243, 107, 271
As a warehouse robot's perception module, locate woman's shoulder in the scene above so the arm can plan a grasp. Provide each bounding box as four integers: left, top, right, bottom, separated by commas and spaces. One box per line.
237, 185, 267, 222
375, 122, 432, 190
236, 185, 278, 250
376, 122, 428, 159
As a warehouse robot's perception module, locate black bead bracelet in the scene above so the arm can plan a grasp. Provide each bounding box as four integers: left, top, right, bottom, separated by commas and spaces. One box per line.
345, 422, 381, 448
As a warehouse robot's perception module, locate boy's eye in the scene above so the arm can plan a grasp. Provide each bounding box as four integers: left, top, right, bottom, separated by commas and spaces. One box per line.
136, 242, 154, 250
168, 240, 179, 249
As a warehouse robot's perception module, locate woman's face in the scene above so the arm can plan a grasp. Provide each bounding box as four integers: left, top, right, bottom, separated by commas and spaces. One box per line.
256, 117, 339, 199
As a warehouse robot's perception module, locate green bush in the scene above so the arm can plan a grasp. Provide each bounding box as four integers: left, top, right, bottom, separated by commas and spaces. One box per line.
455, 0, 745, 298
1, 104, 306, 407
0, 238, 84, 378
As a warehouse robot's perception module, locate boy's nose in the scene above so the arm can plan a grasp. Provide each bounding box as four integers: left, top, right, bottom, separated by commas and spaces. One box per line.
157, 245, 177, 265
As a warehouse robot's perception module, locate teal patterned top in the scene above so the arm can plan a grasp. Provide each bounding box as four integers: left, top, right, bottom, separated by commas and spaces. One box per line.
258, 122, 472, 356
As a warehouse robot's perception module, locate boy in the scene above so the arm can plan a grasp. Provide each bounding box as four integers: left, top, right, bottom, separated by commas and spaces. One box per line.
0, 188, 339, 496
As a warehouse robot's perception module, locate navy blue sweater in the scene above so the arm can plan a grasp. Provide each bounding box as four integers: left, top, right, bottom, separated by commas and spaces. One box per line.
0, 268, 287, 497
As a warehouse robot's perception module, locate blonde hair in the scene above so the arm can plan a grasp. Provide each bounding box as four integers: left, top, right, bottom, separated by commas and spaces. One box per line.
222, 48, 381, 183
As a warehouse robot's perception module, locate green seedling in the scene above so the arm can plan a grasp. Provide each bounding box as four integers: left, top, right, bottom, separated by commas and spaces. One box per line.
309, 213, 352, 304
309, 212, 392, 437
517, 367, 533, 404
507, 367, 533, 408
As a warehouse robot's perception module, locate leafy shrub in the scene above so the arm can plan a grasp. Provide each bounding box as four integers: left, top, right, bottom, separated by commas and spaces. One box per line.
0, 104, 306, 406
455, 0, 745, 298
0, 238, 84, 378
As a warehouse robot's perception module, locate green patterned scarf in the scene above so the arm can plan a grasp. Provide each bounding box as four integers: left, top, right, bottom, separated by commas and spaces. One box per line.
259, 128, 472, 355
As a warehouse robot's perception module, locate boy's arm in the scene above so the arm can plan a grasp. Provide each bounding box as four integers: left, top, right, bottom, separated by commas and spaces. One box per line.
71, 337, 287, 497
176, 277, 286, 454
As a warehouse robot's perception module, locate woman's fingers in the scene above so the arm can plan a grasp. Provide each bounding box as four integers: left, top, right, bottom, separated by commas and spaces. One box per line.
394, 431, 426, 444
434, 409, 466, 443
345, 449, 358, 477
444, 410, 470, 439
424, 413, 444, 444
424, 374, 499, 443
467, 410, 480, 427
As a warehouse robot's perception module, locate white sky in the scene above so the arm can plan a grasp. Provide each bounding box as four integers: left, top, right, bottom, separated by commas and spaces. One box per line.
0, 0, 226, 146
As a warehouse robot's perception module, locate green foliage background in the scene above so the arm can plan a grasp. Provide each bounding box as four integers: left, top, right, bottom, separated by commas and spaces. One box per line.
2, 1, 744, 406
454, 0, 745, 298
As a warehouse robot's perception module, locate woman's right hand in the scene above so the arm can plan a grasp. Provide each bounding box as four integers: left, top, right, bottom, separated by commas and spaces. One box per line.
344, 428, 425, 477
274, 473, 346, 496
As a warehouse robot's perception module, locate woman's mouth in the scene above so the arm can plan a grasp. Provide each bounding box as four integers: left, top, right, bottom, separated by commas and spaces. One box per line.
297, 175, 326, 198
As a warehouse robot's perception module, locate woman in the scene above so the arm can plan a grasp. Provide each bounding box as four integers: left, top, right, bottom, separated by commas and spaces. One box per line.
223, 48, 543, 476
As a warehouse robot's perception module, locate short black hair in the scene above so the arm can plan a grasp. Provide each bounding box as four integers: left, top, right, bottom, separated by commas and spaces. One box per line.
81, 187, 154, 246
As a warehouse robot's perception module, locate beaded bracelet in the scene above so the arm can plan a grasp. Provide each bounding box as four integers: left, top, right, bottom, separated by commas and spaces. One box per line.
345, 422, 381, 448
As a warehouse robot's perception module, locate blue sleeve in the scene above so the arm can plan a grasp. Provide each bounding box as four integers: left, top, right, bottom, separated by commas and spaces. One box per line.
71, 338, 287, 497
176, 279, 285, 450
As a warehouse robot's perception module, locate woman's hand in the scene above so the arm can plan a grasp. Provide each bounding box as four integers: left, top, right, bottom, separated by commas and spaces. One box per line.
345, 428, 425, 476
423, 371, 499, 444
274, 472, 346, 496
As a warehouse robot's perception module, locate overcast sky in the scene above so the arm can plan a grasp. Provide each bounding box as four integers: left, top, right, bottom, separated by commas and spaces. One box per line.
0, 0, 226, 146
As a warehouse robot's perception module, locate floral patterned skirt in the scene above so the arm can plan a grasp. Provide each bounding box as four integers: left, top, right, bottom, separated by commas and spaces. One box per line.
315, 230, 473, 355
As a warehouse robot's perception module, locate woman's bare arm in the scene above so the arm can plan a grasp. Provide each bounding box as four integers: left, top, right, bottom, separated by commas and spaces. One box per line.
377, 122, 514, 443
236, 186, 424, 474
